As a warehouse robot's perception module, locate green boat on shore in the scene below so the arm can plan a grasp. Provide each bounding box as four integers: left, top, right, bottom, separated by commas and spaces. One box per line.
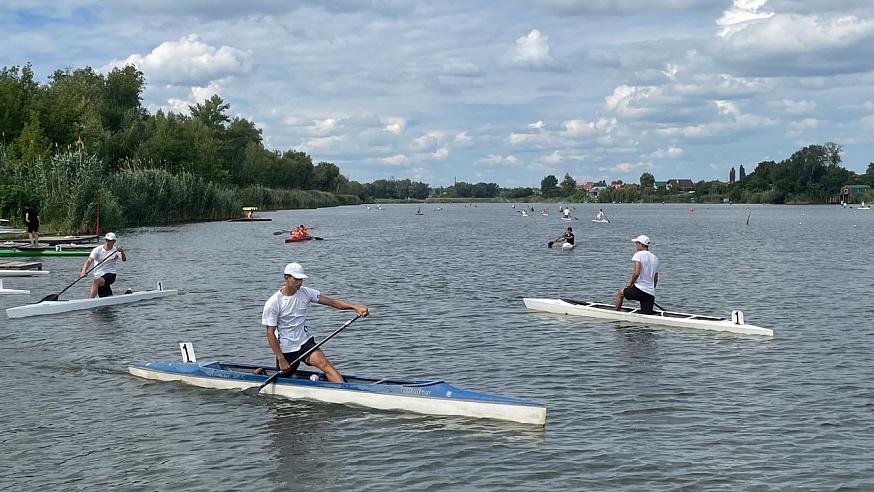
0, 247, 91, 257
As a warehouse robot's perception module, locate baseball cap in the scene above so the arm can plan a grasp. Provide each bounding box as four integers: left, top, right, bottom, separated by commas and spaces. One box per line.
631, 235, 651, 246
283, 262, 308, 279
104, 232, 117, 241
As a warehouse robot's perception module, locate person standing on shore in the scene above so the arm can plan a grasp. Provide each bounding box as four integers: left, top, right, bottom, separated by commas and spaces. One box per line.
23, 204, 39, 245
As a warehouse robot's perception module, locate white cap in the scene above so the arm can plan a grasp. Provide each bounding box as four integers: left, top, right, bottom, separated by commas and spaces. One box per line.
632, 235, 651, 246
283, 262, 308, 279
104, 232, 117, 241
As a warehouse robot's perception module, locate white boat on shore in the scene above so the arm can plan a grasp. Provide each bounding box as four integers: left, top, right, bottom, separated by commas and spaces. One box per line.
6, 282, 177, 318
0, 269, 49, 295
523, 298, 773, 336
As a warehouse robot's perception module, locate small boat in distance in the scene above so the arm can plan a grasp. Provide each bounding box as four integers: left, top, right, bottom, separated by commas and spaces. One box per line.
859, 201, 870, 210
416, 207, 424, 215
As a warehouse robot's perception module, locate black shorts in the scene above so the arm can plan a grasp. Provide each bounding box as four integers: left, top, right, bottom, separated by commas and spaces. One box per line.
97, 273, 116, 298
27, 222, 39, 233
277, 336, 317, 374
623, 285, 655, 314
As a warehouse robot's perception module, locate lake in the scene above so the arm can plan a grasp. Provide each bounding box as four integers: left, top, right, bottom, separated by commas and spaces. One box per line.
1, 202, 872, 490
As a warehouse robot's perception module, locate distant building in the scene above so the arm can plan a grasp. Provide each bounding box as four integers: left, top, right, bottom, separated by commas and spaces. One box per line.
610, 180, 624, 189
840, 184, 872, 203
666, 179, 695, 189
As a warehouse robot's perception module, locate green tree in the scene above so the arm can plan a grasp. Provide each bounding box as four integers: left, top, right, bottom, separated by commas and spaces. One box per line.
739, 165, 746, 181
729, 167, 736, 183
639, 172, 655, 189
559, 173, 576, 196
540, 175, 559, 198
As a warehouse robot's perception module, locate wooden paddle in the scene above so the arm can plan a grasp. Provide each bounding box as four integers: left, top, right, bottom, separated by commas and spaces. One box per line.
40, 248, 116, 302
243, 314, 362, 396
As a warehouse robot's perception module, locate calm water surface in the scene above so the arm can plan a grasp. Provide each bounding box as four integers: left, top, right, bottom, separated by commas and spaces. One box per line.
2, 203, 872, 491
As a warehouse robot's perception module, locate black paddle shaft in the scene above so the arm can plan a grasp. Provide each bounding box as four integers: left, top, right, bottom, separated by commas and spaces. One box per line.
243, 314, 362, 395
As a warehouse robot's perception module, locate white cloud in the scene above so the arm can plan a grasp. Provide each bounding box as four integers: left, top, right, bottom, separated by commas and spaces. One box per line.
528, 120, 545, 130
508, 29, 555, 67
103, 34, 253, 86
383, 118, 407, 134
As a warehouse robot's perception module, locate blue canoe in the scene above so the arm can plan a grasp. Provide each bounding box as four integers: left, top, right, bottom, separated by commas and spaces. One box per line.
128, 360, 546, 426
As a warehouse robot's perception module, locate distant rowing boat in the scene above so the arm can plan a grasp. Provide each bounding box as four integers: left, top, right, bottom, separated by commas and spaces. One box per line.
227, 217, 272, 222
523, 298, 773, 336
6, 282, 177, 318
129, 354, 547, 425
285, 236, 314, 243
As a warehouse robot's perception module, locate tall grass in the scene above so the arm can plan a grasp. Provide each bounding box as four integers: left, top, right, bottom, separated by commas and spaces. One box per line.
0, 149, 361, 233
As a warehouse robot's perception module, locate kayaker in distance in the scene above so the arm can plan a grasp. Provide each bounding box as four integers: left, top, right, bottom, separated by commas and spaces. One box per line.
81, 232, 127, 298
246, 210, 253, 219
290, 225, 309, 238
557, 227, 574, 246
596, 209, 607, 221
262, 262, 368, 383
615, 235, 659, 315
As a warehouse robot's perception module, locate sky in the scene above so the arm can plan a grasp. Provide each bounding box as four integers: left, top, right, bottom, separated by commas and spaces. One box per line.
3, 0, 874, 188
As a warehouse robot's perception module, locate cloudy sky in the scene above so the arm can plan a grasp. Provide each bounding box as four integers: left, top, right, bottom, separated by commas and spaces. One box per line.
3, 0, 874, 187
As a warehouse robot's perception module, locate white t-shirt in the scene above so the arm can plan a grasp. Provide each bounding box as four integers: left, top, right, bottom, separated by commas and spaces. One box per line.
89, 246, 119, 277
261, 286, 321, 352
632, 250, 659, 295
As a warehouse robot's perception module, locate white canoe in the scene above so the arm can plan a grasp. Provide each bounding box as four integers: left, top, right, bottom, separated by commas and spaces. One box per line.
592, 219, 609, 223
523, 298, 773, 336
0, 269, 50, 295
561, 242, 575, 249
6, 283, 177, 318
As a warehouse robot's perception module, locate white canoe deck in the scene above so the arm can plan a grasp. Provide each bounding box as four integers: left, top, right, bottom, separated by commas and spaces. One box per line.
6, 285, 177, 318
0, 270, 49, 295
523, 298, 773, 337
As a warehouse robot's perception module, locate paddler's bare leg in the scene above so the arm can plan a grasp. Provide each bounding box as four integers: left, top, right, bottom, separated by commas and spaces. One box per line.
306, 349, 345, 383
614, 288, 625, 311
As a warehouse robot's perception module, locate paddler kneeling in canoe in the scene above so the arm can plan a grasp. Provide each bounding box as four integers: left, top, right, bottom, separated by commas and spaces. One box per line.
615, 235, 659, 314
262, 262, 368, 383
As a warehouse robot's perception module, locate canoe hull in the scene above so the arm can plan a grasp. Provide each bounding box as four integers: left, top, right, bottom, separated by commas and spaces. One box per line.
227, 217, 272, 222
592, 219, 609, 223
285, 236, 314, 243
523, 298, 773, 336
561, 242, 575, 249
128, 361, 546, 426
0, 248, 90, 257
6, 287, 178, 318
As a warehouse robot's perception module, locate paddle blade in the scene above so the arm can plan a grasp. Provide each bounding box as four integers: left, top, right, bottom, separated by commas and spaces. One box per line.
547, 242, 554, 248
313, 236, 324, 240
273, 231, 285, 235
40, 294, 59, 302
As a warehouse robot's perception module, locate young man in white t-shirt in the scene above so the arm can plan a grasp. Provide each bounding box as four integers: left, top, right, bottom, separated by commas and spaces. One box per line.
262, 263, 368, 383
615, 235, 659, 314
81, 232, 126, 298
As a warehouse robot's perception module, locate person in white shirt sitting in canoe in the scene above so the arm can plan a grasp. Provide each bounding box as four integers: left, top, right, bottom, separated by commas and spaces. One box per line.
615, 235, 659, 315
596, 209, 607, 221
262, 263, 368, 383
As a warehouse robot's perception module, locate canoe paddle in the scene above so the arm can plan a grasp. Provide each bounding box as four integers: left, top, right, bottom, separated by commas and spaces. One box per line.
242, 314, 362, 396
547, 234, 564, 248
39, 248, 117, 302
